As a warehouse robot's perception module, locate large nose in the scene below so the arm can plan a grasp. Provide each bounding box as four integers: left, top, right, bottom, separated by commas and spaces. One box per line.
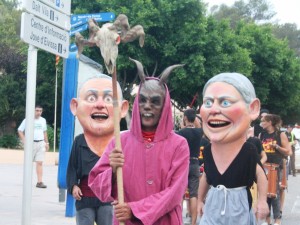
94, 97, 106, 108
143, 100, 152, 110
209, 102, 221, 115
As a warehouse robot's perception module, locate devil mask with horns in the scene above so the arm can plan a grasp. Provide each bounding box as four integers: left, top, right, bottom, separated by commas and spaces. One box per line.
129, 58, 184, 133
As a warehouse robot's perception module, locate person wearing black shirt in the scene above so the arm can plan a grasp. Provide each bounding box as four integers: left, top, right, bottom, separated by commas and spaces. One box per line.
67, 75, 129, 225
197, 73, 269, 225
177, 108, 203, 225
253, 109, 269, 137
259, 114, 292, 225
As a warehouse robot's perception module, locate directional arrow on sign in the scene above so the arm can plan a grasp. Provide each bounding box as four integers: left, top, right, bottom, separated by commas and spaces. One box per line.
21, 12, 70, 58
39, 0, 71, 15
23, 0, 70, 30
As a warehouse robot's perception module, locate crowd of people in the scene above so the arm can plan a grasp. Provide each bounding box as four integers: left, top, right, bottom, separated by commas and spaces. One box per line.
18, 62, 298, 225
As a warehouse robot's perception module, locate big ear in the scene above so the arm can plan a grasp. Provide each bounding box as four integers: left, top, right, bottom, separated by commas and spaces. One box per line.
120, 100, 129, 118
249, 98, 261, 121
70, 98, 78, 116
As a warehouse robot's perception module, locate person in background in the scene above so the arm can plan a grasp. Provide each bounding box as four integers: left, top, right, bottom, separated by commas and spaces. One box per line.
253, 108, 269, 137
177, 108, 203, 225
292, 123, 300, 142
197, 72, 269, 225
247, 127, 267, 164
67, 75, 129, 225
259, 114, 292, 225
194, 114, 202, 128
18, 105, 49, 188
89, 59, 189, 224
286, 124, 297, 177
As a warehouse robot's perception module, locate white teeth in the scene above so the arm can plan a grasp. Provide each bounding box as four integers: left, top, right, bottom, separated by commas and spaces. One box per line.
210, 121, 226, 125
144, 113, 152, 117
93, 113, 107, 116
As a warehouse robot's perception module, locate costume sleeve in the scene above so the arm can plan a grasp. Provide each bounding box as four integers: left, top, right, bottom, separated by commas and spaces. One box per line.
66, 137, 79, 194
88, 140, 116, 202
129, 140, 190, 225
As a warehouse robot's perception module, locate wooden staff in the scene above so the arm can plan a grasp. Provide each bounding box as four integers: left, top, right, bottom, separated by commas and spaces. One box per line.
111, 66, 125, 225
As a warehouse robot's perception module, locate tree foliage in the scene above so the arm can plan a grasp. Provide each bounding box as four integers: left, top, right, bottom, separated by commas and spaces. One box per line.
235, 22, 300, 122
209, 0, 276, 28
0, 1, 26, 134
1, 0, 300, 136
272, 23, 300, 57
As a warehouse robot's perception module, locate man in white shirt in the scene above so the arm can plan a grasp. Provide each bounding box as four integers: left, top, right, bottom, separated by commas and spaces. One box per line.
18, 105, 49, 188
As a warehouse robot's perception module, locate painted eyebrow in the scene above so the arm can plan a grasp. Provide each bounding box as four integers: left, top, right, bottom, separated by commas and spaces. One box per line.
85, 89, 98, 95
139, 93, 161, 99
203, 95, 238, 100
85, 89, 112, 95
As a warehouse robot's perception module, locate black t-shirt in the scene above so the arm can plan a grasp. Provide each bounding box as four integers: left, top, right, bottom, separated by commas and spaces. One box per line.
260, 131, 284, 166
176, 128, 203, 158
254, 124, 264, 137
198, 137, 210, 165
67, 134, 110, 210
247, 136, 263, 155
203, 142, 259, 209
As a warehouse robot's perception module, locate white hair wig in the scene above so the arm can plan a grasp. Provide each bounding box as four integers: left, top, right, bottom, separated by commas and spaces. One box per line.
203, 72, 256, 105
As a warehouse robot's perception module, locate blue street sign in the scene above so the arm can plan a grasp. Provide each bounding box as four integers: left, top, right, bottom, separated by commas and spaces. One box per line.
71, 12, 115, 28
69, 43, 77, 51
69, 23, 88, 36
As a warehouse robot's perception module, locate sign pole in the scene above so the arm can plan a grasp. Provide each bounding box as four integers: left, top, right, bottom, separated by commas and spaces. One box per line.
53, 58, 59, 154
22, 44, 38, 225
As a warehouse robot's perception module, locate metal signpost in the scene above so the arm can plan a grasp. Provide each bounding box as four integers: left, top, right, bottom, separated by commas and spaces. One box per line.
20, 0, 70, 224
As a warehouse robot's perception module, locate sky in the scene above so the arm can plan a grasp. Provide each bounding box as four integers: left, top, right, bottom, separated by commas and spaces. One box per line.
204, 0, 300, 28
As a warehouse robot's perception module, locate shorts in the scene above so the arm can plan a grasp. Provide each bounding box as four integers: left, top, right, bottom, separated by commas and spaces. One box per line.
188, 163, 200, 198
33, 141, 46, 162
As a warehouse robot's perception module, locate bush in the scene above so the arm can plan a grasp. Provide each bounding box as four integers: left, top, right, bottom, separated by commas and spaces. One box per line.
0, 134, 20, 149
47, 125, 60, 151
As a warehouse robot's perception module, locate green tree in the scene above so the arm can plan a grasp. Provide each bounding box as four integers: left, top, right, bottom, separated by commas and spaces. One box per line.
236, 22, 300, 123
71, 0, 209, 109
209, 0, 276, 28
272, 23, 300, 57
0, 0, 26, 135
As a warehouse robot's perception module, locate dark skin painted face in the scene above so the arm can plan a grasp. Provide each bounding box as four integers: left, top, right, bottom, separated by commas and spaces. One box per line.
138, 80, 166, 132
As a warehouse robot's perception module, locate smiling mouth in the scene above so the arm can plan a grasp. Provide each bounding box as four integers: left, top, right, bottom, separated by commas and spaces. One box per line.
142, 113, 154, 118
208, 120, 230, 128
91, 113, 108, 121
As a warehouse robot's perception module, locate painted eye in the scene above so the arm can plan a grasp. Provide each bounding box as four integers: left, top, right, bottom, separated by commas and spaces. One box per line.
221, 99, 231, 107
203, 99, 213, 108
103, 94, 113, 104
87, 94, 97, 102
151, 98, 161, 106
139, 96, 147, 104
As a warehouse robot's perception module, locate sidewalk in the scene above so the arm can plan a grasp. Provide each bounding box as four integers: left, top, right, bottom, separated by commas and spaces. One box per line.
0, 149, 75, 225
1, 148, 300, 225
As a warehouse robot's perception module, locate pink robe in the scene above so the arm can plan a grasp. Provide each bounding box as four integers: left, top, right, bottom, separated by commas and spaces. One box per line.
89, 81, 189, 225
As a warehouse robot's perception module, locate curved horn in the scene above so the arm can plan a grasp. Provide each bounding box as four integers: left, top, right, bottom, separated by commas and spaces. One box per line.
129, 57, 146, 83
151, 62, 158, 77
159, 64, 185, 85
